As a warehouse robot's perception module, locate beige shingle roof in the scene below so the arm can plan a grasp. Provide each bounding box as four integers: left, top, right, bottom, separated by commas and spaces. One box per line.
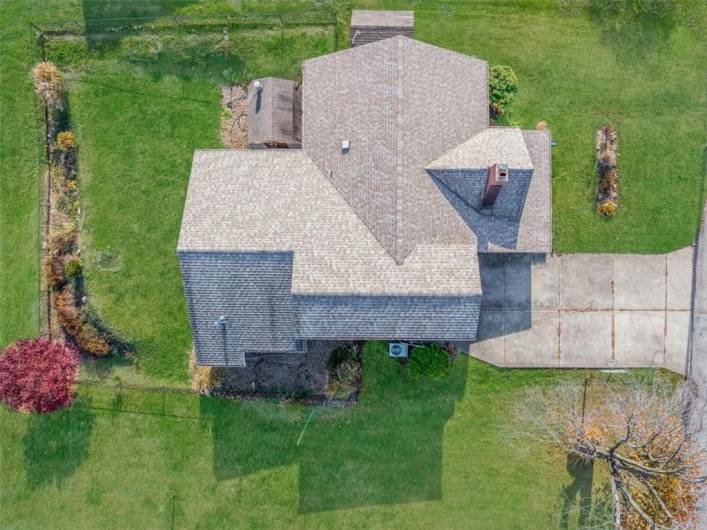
427, 127, 533, 171
178, 150, 481, 295
302, 36, 489, 264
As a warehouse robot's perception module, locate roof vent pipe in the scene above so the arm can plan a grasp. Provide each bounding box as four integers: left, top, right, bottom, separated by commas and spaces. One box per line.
253, 80, 263, 93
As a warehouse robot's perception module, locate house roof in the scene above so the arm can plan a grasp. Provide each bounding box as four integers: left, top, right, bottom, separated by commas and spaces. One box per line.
302, 36, 489, 264
178, 150, 482, 296
247, 77, 301, 147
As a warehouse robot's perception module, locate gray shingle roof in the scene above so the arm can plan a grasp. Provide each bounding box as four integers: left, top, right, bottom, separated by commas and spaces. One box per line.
428, 129, 552, 253
180, 252, 297, 367
178, 36, 554, 365
178, 150, 482, 296
302, 36, 489, 264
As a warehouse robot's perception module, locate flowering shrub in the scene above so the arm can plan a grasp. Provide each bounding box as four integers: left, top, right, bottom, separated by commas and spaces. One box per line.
56, 131, 76, 151
0, 338, 79, 413
43, 256, 66, 289
53, 291, 110, 357
597, 199, 618, 217
31, 61, 64, 111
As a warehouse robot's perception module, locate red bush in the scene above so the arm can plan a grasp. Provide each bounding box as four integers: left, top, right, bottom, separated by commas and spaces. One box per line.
0, 338, 79, 413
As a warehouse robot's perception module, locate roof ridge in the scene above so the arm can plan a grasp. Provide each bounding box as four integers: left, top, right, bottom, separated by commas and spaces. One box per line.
394, 36, 403, 265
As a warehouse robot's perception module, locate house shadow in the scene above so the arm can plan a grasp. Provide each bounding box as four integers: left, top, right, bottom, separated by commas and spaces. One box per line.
22, 396, 95, 489
475, 253, 547, 341
200, 345, 469, 513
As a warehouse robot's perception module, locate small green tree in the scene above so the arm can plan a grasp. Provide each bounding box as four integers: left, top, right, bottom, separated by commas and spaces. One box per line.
489, 65, 518, 117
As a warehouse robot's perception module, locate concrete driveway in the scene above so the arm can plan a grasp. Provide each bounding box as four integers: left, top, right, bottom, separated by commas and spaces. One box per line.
469, 248, 694, 373
689, 203, 706, 525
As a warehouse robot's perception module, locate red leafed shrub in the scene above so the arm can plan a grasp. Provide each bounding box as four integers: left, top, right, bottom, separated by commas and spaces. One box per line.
0, 338, 79, 413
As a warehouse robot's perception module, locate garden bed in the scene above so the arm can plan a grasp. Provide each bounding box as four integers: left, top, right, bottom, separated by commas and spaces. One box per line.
219, 341, 362, 403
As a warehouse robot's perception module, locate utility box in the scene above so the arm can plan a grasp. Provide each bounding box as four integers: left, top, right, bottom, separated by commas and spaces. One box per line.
388, 342, 409, 358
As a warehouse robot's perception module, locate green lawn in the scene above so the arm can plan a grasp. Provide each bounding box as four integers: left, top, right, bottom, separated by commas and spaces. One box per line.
0, 0, 45, 347
0, 346, 611, 529
3, 0, 705, 381
0, 1, 702, 525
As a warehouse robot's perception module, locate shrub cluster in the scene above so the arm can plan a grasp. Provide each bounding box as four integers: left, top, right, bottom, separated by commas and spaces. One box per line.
36, 62, 128, 359
0, 338, 79, 413
53, 291, 110, 357
489, 65, 518, 118
596, 125, 619, 217
409, 343, 451, 379
189, 348, 223, 395
326, 343, 361, 399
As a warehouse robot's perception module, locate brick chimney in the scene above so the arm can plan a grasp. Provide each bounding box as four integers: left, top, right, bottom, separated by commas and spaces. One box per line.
481, 163, 509, 207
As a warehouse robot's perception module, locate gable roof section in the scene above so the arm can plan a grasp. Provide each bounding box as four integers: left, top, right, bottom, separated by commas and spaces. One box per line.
429, 130, 553, 253
177, 149, 481, 296
302, 36, 488, 264
427, 127, 533, 171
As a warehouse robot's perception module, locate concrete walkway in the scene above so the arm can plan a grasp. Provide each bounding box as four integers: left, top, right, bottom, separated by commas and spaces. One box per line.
469, 248, 694, 372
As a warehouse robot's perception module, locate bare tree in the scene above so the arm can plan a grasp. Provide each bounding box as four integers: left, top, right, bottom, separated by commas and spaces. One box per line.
517, 375, 706, 529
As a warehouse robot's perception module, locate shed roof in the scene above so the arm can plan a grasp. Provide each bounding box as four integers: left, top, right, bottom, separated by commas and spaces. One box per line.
351, 10, 414, 28
248, 77, 301, 147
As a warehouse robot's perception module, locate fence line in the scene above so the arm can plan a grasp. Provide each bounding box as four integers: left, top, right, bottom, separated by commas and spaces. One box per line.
31, 10, 340, 76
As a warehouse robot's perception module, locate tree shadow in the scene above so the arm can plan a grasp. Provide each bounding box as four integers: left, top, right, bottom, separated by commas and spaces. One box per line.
200, 343, 469, 513
22, 396, 95, 489
558, 454, 616, 529
585, 0, 677, 62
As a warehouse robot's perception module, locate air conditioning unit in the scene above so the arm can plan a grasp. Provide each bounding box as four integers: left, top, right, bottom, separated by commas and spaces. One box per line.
389, 342, 408, 358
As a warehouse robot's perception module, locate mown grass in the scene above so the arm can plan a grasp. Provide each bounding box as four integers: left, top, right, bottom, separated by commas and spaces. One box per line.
4, 0, 704, 382
405, 0, 706, 252
0, 0, 44, 346
0, 347, 612, 529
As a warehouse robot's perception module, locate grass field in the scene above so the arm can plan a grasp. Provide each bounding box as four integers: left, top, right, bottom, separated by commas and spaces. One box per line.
0, 1, 703, 526
0, 346, 611, 529
2, 0, 705, 381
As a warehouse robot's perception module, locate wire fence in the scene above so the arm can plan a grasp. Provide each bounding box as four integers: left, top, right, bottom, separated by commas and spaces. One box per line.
31, 10, 340, 82
28, 23, 54, 339
28, 10, 340, 340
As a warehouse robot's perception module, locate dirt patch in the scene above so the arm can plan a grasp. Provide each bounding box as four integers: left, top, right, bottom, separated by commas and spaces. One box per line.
220, 85, 248, 148
220, 341, 362, 403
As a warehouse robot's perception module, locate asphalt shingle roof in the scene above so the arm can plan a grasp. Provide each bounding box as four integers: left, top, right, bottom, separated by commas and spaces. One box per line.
178, 150, 482, 295
302, 36, 489, 264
